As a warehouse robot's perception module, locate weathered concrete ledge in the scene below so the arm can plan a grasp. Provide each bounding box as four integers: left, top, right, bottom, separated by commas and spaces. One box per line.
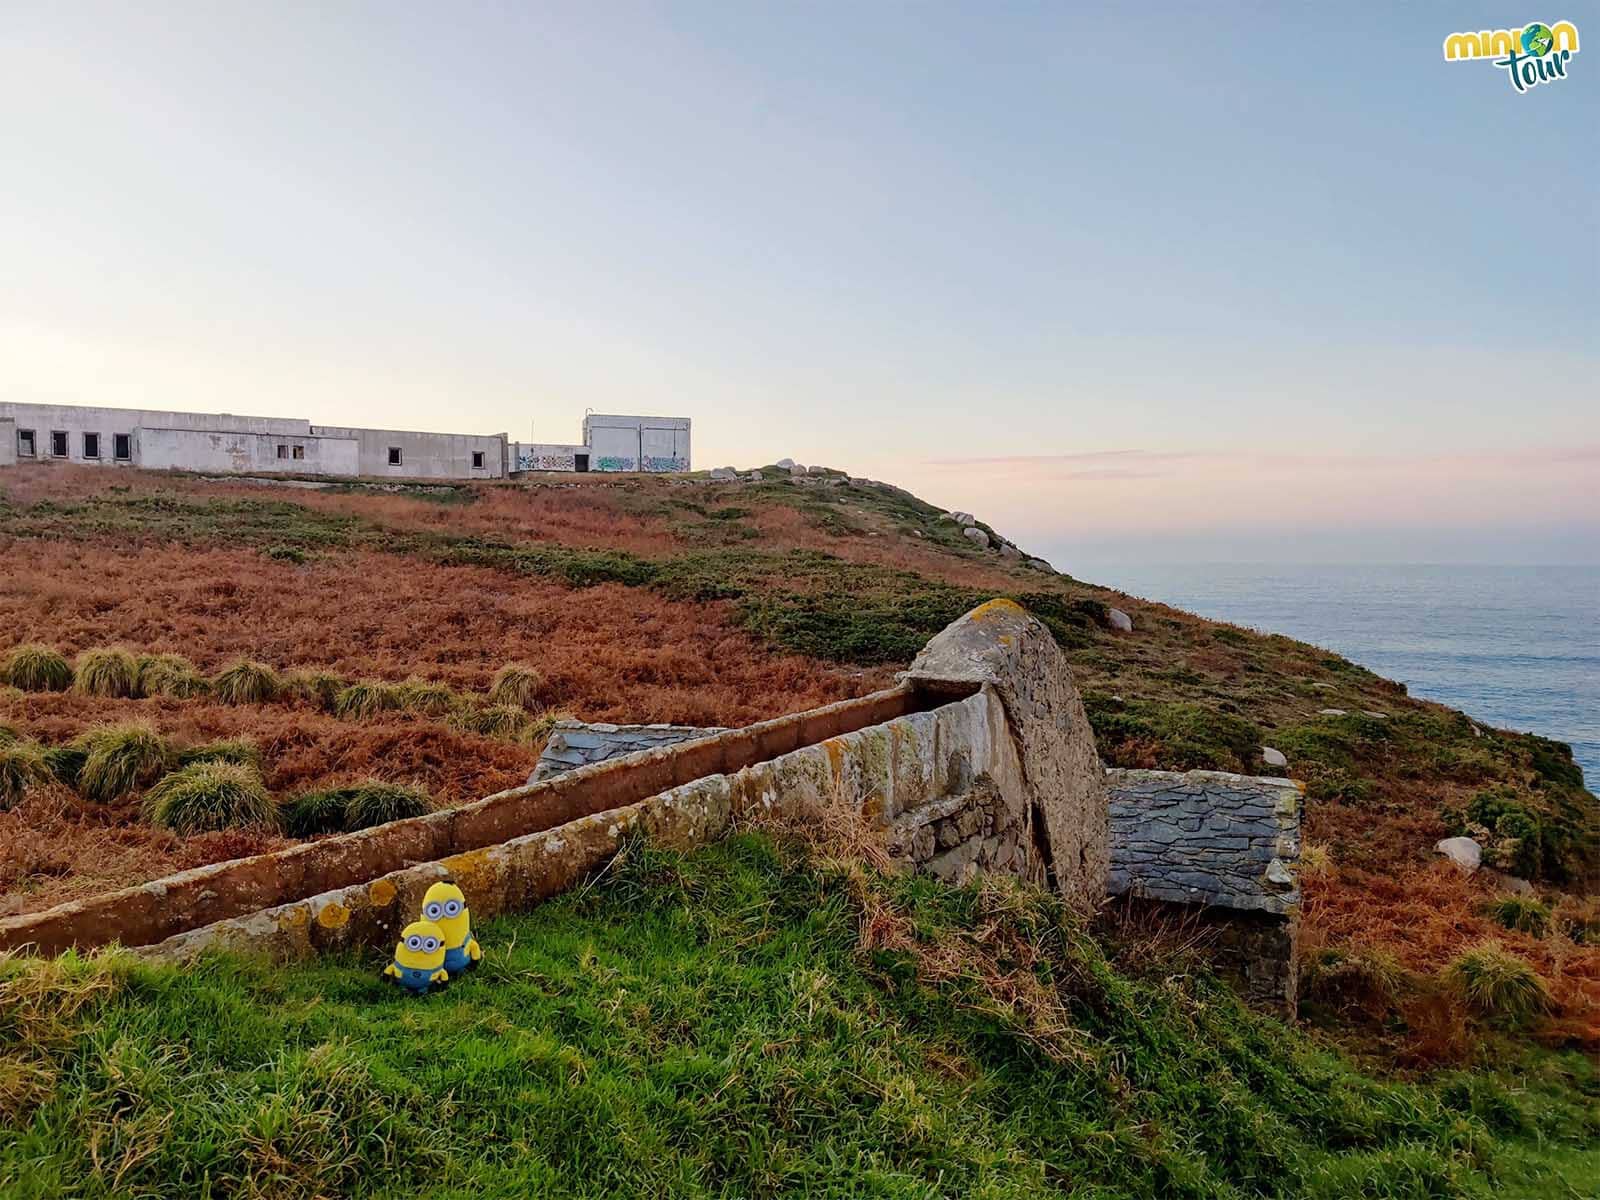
531, 721, 728, 783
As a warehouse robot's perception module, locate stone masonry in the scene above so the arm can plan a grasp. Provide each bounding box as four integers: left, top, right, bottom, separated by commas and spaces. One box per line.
1106, 768, 1302, 1009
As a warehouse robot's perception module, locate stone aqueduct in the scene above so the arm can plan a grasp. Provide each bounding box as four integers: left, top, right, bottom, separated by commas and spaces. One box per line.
0, 601, 1303, 1009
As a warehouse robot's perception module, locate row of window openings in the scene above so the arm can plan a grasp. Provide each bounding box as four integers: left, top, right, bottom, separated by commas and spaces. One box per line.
17, 431, 131, 460
17, 430, 484, 472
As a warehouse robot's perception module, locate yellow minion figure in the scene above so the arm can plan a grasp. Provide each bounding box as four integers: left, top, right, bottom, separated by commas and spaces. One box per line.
384, 920, 449, 994
422, 881, 482, 974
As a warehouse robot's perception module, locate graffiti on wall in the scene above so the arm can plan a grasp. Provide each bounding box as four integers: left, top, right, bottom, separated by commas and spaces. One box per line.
642, 456, 689, 472
516, 451, 577, 472
594, 456, 635, 472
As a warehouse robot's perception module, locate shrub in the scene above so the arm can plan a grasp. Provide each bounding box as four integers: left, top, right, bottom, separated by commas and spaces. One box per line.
343, 782, 433, 830
77, 723, 174, 803
280, 781, 433, 837
397, 678, 458, 717
333, 681, 406, 719
283, 670, 347, 711
450, 703, 532, 740
1485, 895, 1550, 937
0, 738, 50, 811
176, 739, 262, 770
279, 788, 351, 838
73, 648, 141, 698
136, 653, 209, 699
488, 663, 543, 709
143, 761, 275, 834
211, 660, 282, 705
3, 644, 73, 692
1300, 944, 1406, 1022
1444, 942, 1551, 1024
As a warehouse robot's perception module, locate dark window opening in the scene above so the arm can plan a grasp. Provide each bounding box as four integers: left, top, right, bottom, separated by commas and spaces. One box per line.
292, 445, 305, 460
574, 454, 589, 472
17, 430, 35, 457
82, 432, 100, 459
277, 444, 288, 459
387, 447, 403, 466
471, 450, 485, 469
114, 433, 131, 461
50, 431, 68, 458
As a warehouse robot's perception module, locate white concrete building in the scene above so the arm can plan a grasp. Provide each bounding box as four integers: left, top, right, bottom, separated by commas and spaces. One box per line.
1, 402, 691, 479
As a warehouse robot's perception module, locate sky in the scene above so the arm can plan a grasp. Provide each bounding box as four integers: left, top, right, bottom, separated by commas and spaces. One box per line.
2, 3, 1595, 565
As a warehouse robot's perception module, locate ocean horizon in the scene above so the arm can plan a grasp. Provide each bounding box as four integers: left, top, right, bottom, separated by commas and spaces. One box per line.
1074, 562, 1599, 795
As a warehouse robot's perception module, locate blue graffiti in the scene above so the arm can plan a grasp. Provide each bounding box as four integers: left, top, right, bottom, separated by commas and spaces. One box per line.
642, 456, 689, 472
594, 456, 635, 472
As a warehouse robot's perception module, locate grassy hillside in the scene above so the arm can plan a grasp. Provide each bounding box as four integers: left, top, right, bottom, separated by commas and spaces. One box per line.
0, 463, 1596, 1058
3, 835, 1597, 1199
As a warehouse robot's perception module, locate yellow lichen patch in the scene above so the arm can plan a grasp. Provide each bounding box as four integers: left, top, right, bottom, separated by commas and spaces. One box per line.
277, 906, 310, 931
970, 597, 1024, 622
442, 847, 495, 884
316, 901, 350, 929
368, 878, 397, 907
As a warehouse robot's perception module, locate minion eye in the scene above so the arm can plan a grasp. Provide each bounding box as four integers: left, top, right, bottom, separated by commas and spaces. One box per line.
425, 903, 443, 919
406, 935, 421, 950
424, 937, 440, 952
445, 900, 461, 916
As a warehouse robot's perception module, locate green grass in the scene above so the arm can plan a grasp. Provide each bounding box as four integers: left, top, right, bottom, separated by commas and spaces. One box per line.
71, 648, 141, 699
448, 702, 534, 740
76, 723, 173, 804
332, 681, 407, 719
174, 738, 263, 771
135, 653, 210, 700
211, 659, 282, 705
1445, 943, 1552, 1026
395, 678, 458, 717
0, 737, 50, 810
1, 836, 1595, 1199
141, 761, 275, 834
488, 662, 543, 709
1485, 897, 1551, 937
2, 644, 73, 692
280, 781, 433, 836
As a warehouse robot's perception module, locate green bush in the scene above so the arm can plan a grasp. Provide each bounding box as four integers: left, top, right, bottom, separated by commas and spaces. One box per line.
1445, 942, 1551, 1025
73, 648, 141, 698
136, 653, 210, 699
1082, 696, 1262, 772
449, 703, 532, 740
280, 781, 433, 837
77, 723, 174, 803
488, 662, 543, 709
42, 743, 89, 790
2, 644, 73, 692
333, 681, 406, 719
397, 678, 458, 716
1486, 896, 1551, 937
0, 737, 50, 811
143, 761, 275, 834
211, 660, 282, 705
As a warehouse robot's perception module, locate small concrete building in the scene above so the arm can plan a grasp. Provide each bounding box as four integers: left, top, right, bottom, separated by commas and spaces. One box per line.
1, 402, 691, 480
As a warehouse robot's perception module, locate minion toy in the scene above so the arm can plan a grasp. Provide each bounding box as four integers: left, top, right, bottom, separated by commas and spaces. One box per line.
384, 920, 449, 995
422, 881, 482, 974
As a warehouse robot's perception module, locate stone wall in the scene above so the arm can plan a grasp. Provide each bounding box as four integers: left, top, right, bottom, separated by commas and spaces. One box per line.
1106, 768, 1302, 1009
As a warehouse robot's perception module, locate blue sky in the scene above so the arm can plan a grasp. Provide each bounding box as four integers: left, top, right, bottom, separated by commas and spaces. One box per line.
2, 3, 1595, 562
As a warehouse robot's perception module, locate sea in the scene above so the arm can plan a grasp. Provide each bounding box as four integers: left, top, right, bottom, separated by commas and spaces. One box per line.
1075, 564, 1599, 796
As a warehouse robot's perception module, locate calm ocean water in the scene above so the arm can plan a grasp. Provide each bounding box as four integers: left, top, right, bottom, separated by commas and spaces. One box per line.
1077, 564, 1599, 794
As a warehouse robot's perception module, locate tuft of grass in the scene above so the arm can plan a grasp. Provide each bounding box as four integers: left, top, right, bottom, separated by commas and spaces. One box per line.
211, 659, 282, 705
488, 662, 543, 709
396, 678, 458, 717
136, 652, 210, 699
0, 737, 51, 811
1301, 944, 1407, 1022
2, 644, 73, 692
449, 703, 532, 740
142, 761, 275, 834
279, 780, 433, 837
1486, 896, 1552, 937
282, 670, 347, 711
1445, 942, 1552, 1025
332, 681, 406, 719
41, 744, 88, 790
175, 738, 263, 771
77, 723, 174, 804
72, 647, 141, 698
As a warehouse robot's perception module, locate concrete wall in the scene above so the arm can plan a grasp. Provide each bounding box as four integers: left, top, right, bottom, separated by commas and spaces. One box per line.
582, 413, 691, 472
511, 442, 588, 473
0, 419, 14, 468
310, 425, 506, 479
138, 427, 361, 476
0, 402, 311, 470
